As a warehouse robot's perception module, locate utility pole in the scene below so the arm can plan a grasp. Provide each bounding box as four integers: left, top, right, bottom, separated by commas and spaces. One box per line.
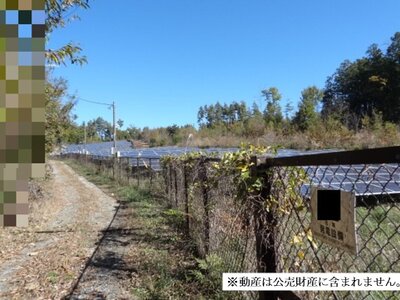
83, 121, 87, 152
77, 97, 117, 173
112, 101, 116, 156
112, 101, 117, 180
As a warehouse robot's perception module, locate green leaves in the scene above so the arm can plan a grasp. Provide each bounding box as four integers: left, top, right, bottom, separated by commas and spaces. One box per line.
45, 0, 90, 66
292, 86, 324, 131
322, 31, 400, 127
46, 42, 87, 67
262, 87, 283, 128
45, 76, 77, 153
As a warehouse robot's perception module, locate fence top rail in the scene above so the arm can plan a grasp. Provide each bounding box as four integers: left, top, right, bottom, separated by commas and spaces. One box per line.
258, 146, 400, 168
63, 146, 400, 167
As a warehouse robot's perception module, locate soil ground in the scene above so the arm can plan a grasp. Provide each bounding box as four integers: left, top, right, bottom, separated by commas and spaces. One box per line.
0, 160, 202, 299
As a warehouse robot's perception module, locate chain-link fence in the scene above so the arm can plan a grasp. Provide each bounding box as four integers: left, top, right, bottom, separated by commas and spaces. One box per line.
256, 147, 400, 300
59, 153, 165, 196
260, 165, 400, 300
161, 147, 400, 300
60, 146, 400, 300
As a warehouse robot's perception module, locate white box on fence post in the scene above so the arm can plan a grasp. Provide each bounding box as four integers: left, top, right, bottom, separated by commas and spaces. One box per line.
310, 187, 358, 255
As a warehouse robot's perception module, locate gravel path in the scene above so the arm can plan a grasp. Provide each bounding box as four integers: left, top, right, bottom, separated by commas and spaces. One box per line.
0, 160, 124, 299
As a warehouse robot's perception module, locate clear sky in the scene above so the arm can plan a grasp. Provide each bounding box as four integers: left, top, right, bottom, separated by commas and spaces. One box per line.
48, 0, 400, 129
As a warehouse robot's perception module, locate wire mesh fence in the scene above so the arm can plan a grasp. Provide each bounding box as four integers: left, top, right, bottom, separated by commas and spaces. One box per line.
59, 146, 400, 300
59, 153, 165, 196
267, 164, 400, 300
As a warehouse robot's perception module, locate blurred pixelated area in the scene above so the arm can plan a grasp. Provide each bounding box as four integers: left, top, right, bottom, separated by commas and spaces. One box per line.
0, 0, 45, 226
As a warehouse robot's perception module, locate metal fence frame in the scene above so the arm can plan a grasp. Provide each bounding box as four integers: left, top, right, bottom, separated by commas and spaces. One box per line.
252, 146, 400, 300
60, 146, 400, 300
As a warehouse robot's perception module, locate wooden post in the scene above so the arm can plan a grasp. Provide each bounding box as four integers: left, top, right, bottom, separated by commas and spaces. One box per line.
136, 158, 139, 187
123, 157, 126, 184
124, 157, 129, 185
169, 164, 173, 205
149, 159, 153, 188
126, 158, 130, 184
112, 156, 115, 180
183, 163, 190, 234
251, 157, 278, 300
251, 157, 301, 300
117, 157, 120, 182
164, 164, 169, 199
199, 158, 210, 255
174, 167, 178, 207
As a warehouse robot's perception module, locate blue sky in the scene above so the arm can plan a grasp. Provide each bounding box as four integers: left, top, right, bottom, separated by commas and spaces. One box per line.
48, 0, 400, 129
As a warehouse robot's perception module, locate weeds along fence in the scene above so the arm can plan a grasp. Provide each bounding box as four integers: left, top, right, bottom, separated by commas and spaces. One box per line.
60, 153, 165, 195
61, 146, 400, 300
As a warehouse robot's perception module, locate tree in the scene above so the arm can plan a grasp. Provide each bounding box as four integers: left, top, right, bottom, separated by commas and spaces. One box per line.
64, 123, 85, 144
117, 119, 124, 129
236, 101, 248, 122
387, 32, 400, 63
87, 117, 112, 141
262, 87, 283, 127
45, 76, 76, 152
214, 102, 224, 125
45, 0, 90, 153
126, 125, 141, 140
251, 102, 262, 117
293, 86, 324, 131
198, 106, 205, 127
322, 32, 400, 127
284, 102, 294, 121
166, 124, 179, 137
45, 0, 90, 66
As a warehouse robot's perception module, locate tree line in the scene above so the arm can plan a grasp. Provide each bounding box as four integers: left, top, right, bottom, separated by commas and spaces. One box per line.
196, 32, 400, 137
322, 32, 400, 128
196, 85, 325, 133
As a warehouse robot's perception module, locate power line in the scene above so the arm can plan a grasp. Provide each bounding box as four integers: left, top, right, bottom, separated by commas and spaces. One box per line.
76, 97, 118, 163
77, 97, 112, 107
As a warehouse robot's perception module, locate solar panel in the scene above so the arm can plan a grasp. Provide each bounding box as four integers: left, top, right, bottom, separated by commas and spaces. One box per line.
303, 164, 400, 196
63, 140, 133, 156
62, 141, 400, 197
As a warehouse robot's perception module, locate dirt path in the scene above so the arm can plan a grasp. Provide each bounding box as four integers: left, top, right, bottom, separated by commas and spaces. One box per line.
0, 160, 122, 299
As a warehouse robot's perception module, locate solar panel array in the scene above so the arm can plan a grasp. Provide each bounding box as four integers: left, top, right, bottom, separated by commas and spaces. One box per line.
302, 164, 400, 197
63, 140, 134, 156
62, 142, 331, 170
62, 142, 240, 170
61, 141, 400, 196
62, 141, 338, 159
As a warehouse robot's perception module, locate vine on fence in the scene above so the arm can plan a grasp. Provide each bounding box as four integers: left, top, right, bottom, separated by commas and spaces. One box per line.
160, 144, 313, 239
161, 144, 271, 202
160, 144, 309, 216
